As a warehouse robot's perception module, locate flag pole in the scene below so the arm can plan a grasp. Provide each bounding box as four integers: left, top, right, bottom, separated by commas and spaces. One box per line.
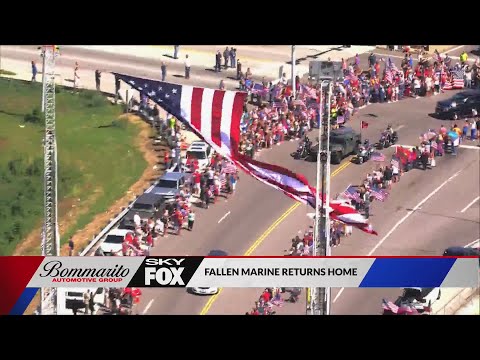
291, 45, 296, 99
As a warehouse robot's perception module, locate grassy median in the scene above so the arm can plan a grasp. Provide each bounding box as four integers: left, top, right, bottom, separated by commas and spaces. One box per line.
0, 78, 147, 255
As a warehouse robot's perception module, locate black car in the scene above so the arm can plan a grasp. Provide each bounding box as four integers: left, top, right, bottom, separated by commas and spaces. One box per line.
435, 91, 480, 120
119, 193, 169, 230
443, 246, 480, 256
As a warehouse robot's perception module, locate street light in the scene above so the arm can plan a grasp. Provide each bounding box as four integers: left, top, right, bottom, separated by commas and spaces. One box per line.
309, 79, 332, 315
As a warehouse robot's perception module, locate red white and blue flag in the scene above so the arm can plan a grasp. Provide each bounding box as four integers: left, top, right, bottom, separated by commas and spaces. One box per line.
343, 185, 362, 203
113, 73, 377, 235
371, 151, 386, 162
370, 188, 389, 202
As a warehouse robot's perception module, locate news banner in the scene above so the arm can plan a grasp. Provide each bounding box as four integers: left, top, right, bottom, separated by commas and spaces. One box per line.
3, 256, 478, 290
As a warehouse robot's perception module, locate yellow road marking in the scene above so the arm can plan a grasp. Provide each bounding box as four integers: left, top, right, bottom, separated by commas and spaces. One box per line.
199, 160, 352, 315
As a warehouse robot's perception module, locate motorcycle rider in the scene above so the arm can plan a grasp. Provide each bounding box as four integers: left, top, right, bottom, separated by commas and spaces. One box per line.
385, 124, 395, 143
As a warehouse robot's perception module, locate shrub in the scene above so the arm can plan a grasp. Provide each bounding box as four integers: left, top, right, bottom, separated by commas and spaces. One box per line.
24, 107, 44, 124
111, 118, 128, 129
87, 94, 106, 108
10, 203, 23, 217
7, 158, 24, 176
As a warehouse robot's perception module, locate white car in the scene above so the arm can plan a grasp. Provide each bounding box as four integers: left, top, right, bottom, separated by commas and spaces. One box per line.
191, 287, 219, 295
183, 141, 213, 172
100, 229, 133, 256
57, 287, 105, 315
190, 250, 226, 296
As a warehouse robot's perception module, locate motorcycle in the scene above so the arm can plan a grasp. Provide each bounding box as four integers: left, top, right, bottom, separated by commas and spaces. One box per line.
376, 130, 398, 149
291, 137, 312, 160
353, 140, 373, 164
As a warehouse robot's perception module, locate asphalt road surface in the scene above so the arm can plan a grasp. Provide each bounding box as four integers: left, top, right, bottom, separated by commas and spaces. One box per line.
4, 45, 477, 314
137, 89, 479, 315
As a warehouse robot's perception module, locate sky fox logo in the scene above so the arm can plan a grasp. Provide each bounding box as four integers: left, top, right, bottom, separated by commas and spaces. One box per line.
144, 258, 185, 286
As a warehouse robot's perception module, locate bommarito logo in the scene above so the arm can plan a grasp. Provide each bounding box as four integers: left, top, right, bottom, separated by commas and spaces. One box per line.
39, 260, 130, 284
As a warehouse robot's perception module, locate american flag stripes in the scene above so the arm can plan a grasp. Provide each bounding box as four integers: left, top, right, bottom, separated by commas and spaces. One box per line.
382, 299, 399, 314
292, 100, 306, 107
113, 73, 245, 158
370, 188, 389, 202
371, 152, 385, 162
114, 73, 378, 236
431, 141, 438, 150
301, 85, 318, 99
221, 163, 237, 174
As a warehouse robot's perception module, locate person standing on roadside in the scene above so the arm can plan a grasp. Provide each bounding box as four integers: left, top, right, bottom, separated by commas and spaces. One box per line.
68, 237, 74, 256
73, 62, 80, 89
161, 62, 167, 81
223, 47, 230, 69
215, 50, 222, 73
31, 61, 38, 82
187, 210, 195, 231
88, 293, 95, 315
83, 291, 90, 315
174, 45, 180, 59
95, 69, 101, 91
237, 59, 242, 80
230, 48, 236, 68
184, 54, 191, 79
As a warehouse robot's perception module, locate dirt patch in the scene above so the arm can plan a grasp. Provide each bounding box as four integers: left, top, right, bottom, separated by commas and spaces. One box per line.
18, 114, 164, 314
0, 137, 7, 150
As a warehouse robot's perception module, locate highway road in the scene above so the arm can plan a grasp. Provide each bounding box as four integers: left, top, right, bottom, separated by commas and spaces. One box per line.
138, 88, 479, 315
4, 45, 477, 315
0, 45, 374, 92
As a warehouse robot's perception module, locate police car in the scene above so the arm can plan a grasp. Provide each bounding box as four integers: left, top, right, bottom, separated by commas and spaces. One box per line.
183, 141, 213, 172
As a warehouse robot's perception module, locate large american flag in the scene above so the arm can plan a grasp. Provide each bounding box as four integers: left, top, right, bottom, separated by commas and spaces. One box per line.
114, 73, 378, 236
113, 73, 245, 158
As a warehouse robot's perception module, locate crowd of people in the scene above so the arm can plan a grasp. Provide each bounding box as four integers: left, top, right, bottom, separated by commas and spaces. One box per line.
236, 48, 479, 160
243, 118, 478, 314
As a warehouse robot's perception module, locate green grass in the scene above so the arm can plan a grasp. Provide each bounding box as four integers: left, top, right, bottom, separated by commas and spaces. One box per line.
0, 78, 147, 255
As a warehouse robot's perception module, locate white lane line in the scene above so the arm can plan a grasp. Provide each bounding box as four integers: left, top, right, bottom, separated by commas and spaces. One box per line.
367, 170, 461, 256
142, 299, 154, 315
446, 45, 465, 54
333, 170, 462, 304
464, 239, 480, 248
218, 211, 231, 224
333, 288, 345, 303
460, 196, 480, 213
459, 145, 480, 150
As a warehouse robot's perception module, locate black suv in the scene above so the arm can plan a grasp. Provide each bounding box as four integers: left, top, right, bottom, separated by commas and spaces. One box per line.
119, 193, 167, 230
435, 90, 480, 120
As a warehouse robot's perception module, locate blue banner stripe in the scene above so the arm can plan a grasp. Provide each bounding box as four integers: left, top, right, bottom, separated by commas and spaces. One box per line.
9, 288, 39, 315
359, 258, 457, 288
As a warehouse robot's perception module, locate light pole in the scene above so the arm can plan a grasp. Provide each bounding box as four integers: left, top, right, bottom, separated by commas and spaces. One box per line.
291, 45, 296, 98
309, 80, 331, 315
